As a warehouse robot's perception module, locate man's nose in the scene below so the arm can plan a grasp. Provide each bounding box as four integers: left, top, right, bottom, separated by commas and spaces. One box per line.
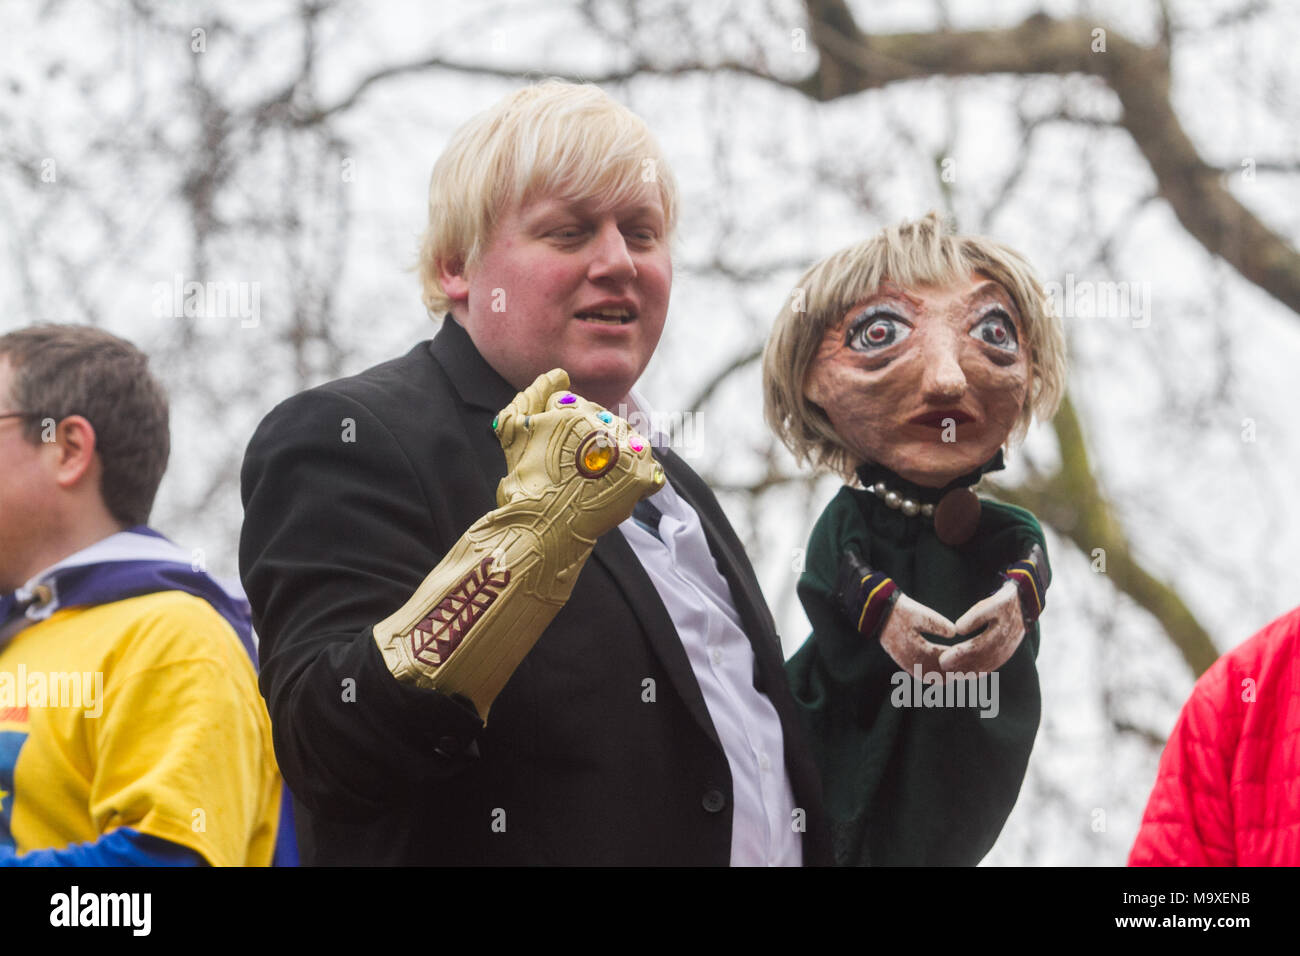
919, 330, 967, 401
587, 221, 636, 282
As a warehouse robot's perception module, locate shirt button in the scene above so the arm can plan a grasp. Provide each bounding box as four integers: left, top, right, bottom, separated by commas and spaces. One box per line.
711, 648, 723, 666
759, 753, 771, 772
702, 789, 727, 813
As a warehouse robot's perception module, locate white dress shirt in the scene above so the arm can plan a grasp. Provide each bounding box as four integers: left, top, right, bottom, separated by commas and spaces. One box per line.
616, 390, 802, 867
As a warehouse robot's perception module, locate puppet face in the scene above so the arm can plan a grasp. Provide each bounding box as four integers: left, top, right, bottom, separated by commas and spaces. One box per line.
804, 271, 1029, 487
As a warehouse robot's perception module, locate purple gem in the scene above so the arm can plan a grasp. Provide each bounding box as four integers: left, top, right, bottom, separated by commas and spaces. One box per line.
558, 393, 576, 405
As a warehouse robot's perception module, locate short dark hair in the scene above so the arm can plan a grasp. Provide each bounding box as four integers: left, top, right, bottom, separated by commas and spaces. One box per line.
0, 324, 170, 526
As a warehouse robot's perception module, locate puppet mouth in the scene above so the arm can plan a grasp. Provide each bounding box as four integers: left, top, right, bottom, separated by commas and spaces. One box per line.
909, 409, 974, 428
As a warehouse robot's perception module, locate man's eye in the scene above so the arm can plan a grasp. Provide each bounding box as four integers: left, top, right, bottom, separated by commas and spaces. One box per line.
848, 314, 910, 351
971, 311, 1018, 351
550, 226, 585, 240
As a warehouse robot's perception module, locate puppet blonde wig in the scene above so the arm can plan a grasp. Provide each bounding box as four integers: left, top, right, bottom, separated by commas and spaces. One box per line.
417, 80, 679, 317
763, 212, 1067, 482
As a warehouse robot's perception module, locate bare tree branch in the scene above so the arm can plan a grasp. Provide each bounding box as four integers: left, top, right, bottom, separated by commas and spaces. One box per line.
275, 4, 1300, 324
278, 55, 791, 127
797, 2, 1300, 319
987, 394, 1221, 677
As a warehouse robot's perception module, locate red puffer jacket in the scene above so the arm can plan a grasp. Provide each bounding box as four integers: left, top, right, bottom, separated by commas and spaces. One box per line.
1129, 605, 1300, 866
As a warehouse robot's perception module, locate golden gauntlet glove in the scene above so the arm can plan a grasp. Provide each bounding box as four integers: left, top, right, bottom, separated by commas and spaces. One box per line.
372, 369, 664, 719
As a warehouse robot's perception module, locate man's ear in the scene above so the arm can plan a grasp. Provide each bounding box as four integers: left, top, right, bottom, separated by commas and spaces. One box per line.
438, 258, 470, 303
50, 415, 99, 490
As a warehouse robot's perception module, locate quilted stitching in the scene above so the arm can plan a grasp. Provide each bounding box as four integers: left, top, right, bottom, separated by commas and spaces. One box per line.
1129, 606, 1300, 866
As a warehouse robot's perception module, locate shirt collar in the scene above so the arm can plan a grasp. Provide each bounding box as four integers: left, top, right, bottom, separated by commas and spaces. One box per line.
13, 527, 180, 603
611, 388, 672, 451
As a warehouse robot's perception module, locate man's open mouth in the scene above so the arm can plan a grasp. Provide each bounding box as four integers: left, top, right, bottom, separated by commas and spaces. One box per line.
575, 308, 636, 325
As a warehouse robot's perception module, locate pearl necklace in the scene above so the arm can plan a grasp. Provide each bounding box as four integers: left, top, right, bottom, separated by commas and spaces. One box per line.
866, 481, 936, 519
864, 478, 983, 547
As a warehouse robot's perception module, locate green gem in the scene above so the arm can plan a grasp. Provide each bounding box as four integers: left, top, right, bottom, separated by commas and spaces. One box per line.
492, 416, 499, 430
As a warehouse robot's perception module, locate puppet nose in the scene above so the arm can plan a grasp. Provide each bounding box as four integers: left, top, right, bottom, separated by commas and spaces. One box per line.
920, 337, 967, 400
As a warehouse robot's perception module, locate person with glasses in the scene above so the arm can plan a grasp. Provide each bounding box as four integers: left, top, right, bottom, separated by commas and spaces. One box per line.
0, 324, 286, 866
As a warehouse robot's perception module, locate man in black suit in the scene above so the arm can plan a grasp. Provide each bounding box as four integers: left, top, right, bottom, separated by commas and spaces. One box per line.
239, 80, 830, 865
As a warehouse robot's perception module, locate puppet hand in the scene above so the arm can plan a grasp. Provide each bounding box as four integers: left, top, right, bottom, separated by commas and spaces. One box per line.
941, 580, 1025, 674
493, 369, 664, 540
879, 593, 958, 674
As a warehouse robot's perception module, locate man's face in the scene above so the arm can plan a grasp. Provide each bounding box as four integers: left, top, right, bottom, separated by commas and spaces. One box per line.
0, 359, 58, 592
446, 187, 672, 409
804, 271, 1030, 487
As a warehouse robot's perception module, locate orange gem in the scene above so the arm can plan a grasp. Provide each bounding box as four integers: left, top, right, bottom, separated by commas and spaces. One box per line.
582, 443, 614, 473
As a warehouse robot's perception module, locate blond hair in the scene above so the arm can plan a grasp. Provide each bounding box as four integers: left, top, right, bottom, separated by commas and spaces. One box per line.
762, 212, 1067, 481
416, 80, 679, 316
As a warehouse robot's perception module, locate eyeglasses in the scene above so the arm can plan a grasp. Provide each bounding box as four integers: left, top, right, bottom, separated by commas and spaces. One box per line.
0, 412, 98, 447
0, 411, 40, 431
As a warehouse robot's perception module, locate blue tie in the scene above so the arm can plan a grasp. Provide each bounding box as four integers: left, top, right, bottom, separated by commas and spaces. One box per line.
632, 498, 664, 541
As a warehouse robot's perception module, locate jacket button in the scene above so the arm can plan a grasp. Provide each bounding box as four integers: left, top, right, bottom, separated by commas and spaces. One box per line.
435, 735, 462, 756
702, 789, 727, 813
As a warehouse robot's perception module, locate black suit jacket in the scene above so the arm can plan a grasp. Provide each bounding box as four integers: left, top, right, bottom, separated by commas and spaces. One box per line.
239, 318, 831, 865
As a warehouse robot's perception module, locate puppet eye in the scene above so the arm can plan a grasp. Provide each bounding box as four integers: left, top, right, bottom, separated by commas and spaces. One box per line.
848, 313, 910, 351
971, 311, 1018, 352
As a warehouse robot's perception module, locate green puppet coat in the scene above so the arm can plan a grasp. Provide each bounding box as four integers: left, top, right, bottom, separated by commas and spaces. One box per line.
786, 462, 1046, 866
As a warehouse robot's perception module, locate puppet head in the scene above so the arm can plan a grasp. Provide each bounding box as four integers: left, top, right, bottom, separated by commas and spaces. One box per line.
763, 212, 1066, 488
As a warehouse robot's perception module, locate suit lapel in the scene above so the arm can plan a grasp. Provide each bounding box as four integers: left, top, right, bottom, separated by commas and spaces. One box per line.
428, 317, 517, 414
589, 528, 724, 749
587, 447, 782, 752
427, 318, 517, 510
